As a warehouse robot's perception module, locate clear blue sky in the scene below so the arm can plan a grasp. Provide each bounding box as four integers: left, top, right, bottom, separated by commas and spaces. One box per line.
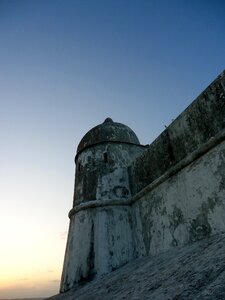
0, 0, 224, 298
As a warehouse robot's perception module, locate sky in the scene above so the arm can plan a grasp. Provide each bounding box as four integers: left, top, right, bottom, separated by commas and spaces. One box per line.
0, 0, 224, 298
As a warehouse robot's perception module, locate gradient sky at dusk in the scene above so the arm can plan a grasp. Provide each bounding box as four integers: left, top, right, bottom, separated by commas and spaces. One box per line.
0, 0, 224, 298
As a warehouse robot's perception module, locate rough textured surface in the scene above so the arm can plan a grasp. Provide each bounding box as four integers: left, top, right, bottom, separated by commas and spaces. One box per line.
77, 118, 141, 154
48, 233, 225, 300
74, 143, 144, 205
132, 139, 225, 258
129, 71, 225, 195
61, 206, 134, 292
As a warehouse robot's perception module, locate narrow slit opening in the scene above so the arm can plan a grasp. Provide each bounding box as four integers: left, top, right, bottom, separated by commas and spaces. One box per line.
104, 152, 108, 163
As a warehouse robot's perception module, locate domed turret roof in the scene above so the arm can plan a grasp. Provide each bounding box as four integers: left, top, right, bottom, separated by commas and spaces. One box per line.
77, 118, 140, 153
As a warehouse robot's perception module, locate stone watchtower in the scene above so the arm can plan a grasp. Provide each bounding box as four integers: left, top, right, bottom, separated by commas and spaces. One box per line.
60, 118, 145, 292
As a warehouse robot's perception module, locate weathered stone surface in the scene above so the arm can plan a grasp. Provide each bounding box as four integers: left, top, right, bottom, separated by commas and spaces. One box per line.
60, 206, 134, 292
47, 233, 225, 300
132, 139, 225, 258
129, 71, 225, 195
74, 143, 144, 205
77, 118, 141, 154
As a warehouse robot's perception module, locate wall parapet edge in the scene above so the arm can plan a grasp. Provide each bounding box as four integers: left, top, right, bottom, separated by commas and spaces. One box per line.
129, 70, 225, 195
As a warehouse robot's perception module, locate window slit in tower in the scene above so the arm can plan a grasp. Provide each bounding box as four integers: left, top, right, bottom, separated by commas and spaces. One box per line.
104, 152, 108, 163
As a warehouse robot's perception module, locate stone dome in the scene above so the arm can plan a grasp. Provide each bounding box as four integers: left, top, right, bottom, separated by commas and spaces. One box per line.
77, 118, 140, 153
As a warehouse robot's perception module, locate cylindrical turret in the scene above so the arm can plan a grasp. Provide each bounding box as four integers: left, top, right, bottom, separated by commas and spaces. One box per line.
73, 118, 143, 205
60, 119, 145, 293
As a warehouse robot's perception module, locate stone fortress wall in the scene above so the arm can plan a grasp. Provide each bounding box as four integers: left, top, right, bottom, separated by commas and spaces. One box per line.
60, 71, 225, 294
130, 70, 225, 257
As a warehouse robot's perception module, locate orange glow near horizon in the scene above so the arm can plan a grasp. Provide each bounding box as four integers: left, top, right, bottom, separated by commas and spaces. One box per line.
0, 149, 71, 298
0, 214, 67, 298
